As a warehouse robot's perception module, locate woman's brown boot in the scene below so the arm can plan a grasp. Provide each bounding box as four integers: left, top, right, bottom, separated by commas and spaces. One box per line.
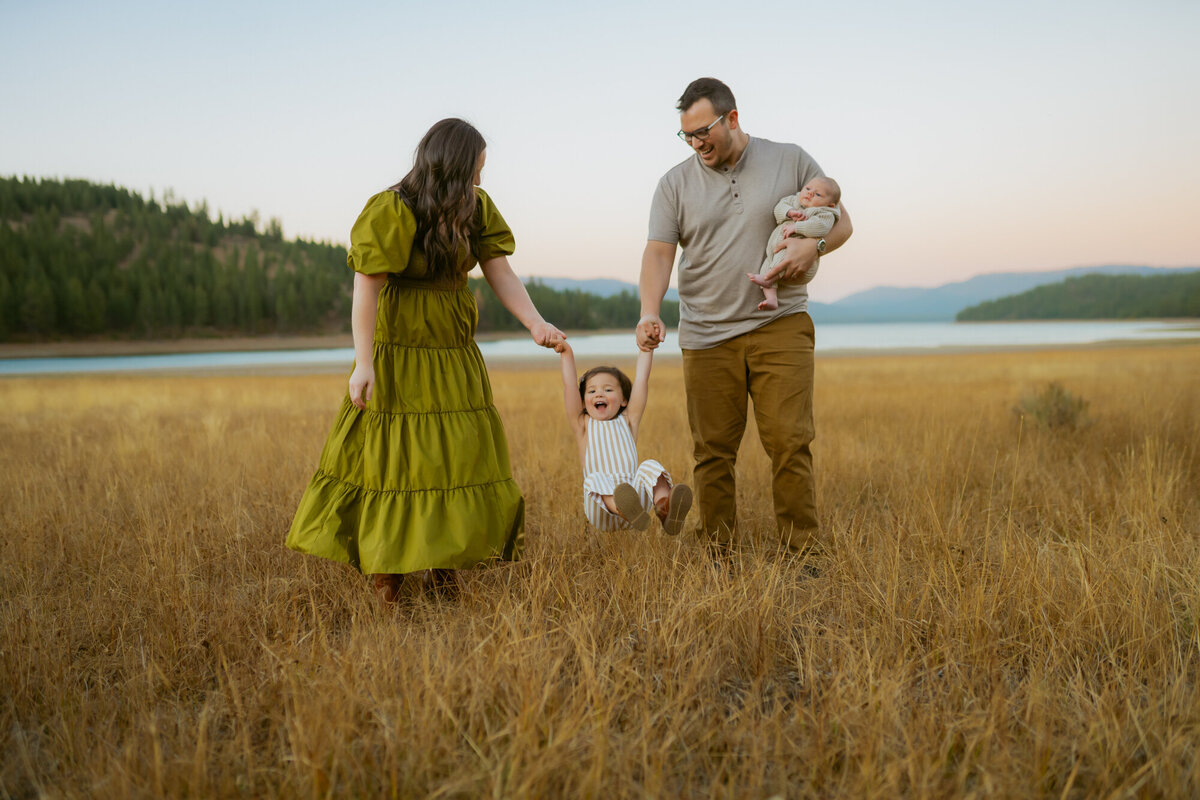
372, 573, 404, 605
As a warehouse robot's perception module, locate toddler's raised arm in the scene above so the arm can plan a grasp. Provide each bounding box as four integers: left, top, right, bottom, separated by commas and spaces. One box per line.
625, 348, 653, 436
558, 342, 585, 424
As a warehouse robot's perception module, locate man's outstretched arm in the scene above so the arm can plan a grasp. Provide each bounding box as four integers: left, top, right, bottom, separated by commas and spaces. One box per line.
637, 239, 676, 351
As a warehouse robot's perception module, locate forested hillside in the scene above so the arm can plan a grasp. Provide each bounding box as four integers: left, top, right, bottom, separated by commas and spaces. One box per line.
956, 271, 1200, 321
0, 177, 675, 342
0, 177, 349, 341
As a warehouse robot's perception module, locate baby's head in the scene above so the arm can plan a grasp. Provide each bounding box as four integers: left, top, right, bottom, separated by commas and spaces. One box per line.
798, 177, 841, 208
578, 366, 633, 420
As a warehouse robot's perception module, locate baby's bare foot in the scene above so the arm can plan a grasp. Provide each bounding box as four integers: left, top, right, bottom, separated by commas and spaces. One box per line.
654, 497, 669, 521
758, 296, 779, 311
746, 272, 774, 288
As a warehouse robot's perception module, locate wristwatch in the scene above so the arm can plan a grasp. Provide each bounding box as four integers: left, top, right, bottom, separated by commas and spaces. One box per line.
815, 238, 827, 255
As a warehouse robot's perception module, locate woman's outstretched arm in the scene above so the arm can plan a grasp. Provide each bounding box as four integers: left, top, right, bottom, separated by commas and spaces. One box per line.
479, 256, 565, 348
558, 341, 587, 438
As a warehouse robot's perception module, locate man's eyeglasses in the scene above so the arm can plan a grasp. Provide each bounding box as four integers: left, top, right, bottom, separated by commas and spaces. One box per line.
677, 114, 726, 144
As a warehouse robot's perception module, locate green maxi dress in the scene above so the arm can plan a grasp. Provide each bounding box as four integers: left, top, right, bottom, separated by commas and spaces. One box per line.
286, 188, 524, 573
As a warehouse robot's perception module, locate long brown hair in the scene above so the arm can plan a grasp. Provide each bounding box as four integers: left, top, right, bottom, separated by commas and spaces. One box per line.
390, 118, 485, 281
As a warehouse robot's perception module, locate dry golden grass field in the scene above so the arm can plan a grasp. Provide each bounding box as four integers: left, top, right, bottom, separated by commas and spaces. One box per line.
2, 344, 1198, 798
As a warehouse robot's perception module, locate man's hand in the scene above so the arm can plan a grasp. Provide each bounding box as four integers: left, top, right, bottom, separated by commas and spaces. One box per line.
636, 314, 665, 352
762, 236, 819, 286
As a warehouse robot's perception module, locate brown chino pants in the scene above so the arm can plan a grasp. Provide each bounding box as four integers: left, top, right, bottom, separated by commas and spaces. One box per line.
681, 311, 819, 552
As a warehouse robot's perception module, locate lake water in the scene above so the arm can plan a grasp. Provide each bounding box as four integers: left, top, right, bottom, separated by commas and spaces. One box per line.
2, 320, 1197, 376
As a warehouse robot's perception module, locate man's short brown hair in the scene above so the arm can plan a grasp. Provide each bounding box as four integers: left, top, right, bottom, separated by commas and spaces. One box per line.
676, 78, 737, 116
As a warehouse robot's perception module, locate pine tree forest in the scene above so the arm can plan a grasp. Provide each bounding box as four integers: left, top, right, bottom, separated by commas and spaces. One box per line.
0, 177, 678, 342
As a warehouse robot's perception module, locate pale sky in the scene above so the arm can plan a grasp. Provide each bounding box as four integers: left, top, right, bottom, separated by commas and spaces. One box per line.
2, 0, 1197, 302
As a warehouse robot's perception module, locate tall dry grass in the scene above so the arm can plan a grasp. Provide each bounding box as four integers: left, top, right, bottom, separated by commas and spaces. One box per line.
2, 344, 1198, 798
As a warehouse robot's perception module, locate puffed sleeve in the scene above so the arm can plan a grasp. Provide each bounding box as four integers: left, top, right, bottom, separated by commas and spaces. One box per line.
475, 188, 516, 262
346, 191, 418, 275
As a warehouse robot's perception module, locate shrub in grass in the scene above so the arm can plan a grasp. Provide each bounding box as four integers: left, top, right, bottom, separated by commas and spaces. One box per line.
1014, 381, 1090, 429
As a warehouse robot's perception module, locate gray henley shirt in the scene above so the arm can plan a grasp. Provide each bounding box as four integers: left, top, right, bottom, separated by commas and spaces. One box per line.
648, 136, 825, 350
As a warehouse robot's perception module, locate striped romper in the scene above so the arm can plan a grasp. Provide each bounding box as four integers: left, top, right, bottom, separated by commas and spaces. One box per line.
582, 415, 671, 531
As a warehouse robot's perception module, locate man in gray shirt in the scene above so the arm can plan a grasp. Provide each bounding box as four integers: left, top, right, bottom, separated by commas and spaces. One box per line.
637, 77, 853, 555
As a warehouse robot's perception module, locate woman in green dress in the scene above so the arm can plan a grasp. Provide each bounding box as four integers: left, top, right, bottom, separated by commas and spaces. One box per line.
286, 118, 565, 603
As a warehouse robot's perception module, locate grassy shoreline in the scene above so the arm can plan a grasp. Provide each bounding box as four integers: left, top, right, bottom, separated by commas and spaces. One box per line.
4, 344, 1198, 796
3, 319, 1198, 361
4, 329, 1200, 376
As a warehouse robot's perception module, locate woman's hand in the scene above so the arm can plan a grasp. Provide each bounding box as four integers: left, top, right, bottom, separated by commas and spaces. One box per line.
349, 363, 376, 410
532, 321, 566, 349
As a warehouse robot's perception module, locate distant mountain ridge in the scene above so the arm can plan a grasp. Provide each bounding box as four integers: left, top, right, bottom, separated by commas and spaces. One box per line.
529, 265, 1200, 323
956, 271, 1200, 321
527, 276, 679, 302
809, 265, 1199, 323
